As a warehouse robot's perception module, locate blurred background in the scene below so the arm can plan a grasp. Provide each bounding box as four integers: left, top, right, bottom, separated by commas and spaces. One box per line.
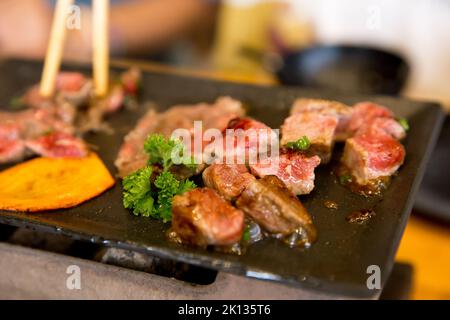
0, 0, 449, 299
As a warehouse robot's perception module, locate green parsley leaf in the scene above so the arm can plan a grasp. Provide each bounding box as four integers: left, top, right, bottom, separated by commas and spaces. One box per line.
123, 136, 197, 222
339, 174, 352, 185
243, 225, 251, 242
122, 166, 154, 217
397, 118, 409, 131
153, 171, 196, 222
144, 134, 194, 171
285, 136, 311, 151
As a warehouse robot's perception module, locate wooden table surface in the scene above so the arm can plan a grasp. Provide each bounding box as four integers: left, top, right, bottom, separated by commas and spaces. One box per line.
112, 59, 450, 300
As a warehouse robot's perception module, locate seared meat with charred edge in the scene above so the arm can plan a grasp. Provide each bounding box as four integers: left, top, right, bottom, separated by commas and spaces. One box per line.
291, 98, 353, 141
281, 112, 337, 163
202, 164, 256, 201
172, 188, 245, 246
342, 131, 405, 186
250, 150, 321, 196
236, 176, 317, 245
340, 102, 406, 188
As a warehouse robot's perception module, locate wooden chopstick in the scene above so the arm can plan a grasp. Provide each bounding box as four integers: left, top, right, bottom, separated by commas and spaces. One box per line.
92, 0, 110, 97
40, 0, 75, 97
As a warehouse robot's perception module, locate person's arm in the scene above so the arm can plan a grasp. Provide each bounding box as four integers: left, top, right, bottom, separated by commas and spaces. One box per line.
0, 0, 216, 60
109, 0, 216, 55
0, 0, 52, 59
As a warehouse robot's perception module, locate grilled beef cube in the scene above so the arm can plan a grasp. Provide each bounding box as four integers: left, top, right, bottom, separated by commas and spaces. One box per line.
226, 117, 270, 131
291, 98, 352, 141
202, 164, 256, 201
347, 102, 395, 136
236, 176, 317, 243
250, 150, 320, 195
281, 112, 338, 163
172, 188, 245, 246
342, 132, 405, 185
223, 117, 277, 164
356, 117, 406, 140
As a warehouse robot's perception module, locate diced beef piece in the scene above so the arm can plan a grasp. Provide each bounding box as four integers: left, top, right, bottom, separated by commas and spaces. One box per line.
347, 101, 394, 136
356, 117, 406, 140
250, 150, 320, 195
172, 188, 244, 246
25, 132, 88, 158
218, 117, 277, 165
291, 98, 352, 141
236, 176, 317, 243
226, 117, 270, 131
342, 132, 405, 185
204, 97, 246, 131
281, 112, 338, 163
202, 164, 256, 201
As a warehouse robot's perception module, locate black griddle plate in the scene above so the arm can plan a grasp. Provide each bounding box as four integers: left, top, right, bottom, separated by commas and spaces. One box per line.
0, 60, 444, 298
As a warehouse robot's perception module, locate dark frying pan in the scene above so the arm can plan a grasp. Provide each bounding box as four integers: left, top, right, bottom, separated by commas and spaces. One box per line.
275, 45, 409, 95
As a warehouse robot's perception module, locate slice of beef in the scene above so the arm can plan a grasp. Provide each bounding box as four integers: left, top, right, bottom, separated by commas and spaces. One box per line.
0, 140, 26, 164
172, 188, 244, 246
250, 150, 321, 195
25, 131, 88, 158
0, 123, 26, 163
115, 109, 160, 177
291, 98, 352, 141
236, 176, 317, 244
218, 117, 277, 165
115, 97, 245, 177
281, 112, 338, 163
202, 164, 256, 201
347, 101, 394, 136
342, 132, 405, 185
0, 107, 74, 139
356, 116, 406, 140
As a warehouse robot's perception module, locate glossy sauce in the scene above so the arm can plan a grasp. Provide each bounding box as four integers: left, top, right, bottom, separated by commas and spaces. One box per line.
346, 209, 376, 223
335, 163, 390, 197
324, 200, 339, 210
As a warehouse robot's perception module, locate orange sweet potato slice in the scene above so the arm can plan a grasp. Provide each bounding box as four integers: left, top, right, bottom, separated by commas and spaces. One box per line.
0, 153, 115, 212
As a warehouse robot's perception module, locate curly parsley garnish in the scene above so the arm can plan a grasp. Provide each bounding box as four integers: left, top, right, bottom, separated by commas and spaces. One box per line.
285, 136, 311, 151
122, 134, 197, 222
154, 172, 196, 222
123, 166, 154, 217
144, 134, 196, 170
